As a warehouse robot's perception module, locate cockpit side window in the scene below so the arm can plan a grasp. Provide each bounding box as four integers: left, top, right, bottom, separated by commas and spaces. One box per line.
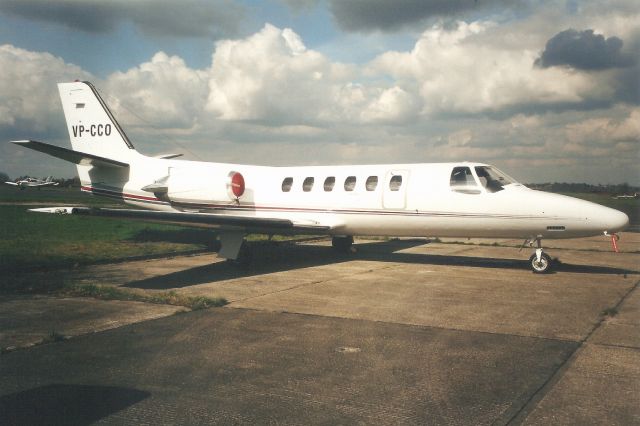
474, 166, 516, 193
450, 167, 480, 194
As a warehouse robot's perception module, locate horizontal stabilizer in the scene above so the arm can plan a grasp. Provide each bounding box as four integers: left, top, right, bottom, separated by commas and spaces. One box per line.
154, 153, 183, 159
141, 176, 169, 194
30, 207, 77, 214
28, 206, 332, 234
11, 140, 128, 168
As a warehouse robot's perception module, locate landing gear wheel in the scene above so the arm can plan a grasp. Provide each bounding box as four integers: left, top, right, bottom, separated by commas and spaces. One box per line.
332, 236, 354, 253
529, 252, 552, 274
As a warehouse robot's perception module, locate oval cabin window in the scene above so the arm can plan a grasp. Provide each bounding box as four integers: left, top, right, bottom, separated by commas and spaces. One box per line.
282, 177, 293, 192
344, 176, 356, 191
303, 177, 314, 192
366, 176, 378, 191
324, 177, 335, 191
389, 175, 402, 191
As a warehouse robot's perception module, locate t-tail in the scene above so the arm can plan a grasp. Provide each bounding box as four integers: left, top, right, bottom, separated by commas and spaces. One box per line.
57, 81, 139, 164
12, 81, 142, 190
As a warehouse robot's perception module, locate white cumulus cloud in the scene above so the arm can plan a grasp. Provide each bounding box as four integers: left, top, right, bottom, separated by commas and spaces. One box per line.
207, 24, 341, 123
370, 21, 599, 115
205, 24, 412, 125
360, 86, 421, 124
0, 44, 91, 133
105, 52, 209, 129
565, 108, 640, 145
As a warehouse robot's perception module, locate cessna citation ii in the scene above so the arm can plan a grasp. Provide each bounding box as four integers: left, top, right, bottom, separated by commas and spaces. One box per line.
11, 81, 629, 273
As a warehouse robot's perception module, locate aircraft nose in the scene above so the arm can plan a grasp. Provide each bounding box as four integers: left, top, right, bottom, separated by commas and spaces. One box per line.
606, 209, 630, 233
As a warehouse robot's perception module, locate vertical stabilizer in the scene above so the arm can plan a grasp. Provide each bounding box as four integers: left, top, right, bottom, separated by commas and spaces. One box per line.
58, 81, 137, 162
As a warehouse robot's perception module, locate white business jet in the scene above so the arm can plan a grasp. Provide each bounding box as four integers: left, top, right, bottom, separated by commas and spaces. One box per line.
5, 176, 59, 189
11, 81, 629, 273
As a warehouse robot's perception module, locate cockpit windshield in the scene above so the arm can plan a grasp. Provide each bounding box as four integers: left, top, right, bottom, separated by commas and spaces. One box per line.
474, 166, 517, 193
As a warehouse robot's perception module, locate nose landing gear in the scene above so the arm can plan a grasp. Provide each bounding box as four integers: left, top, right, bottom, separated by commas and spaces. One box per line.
529, 249, 552, 274
522, 236, 553, 274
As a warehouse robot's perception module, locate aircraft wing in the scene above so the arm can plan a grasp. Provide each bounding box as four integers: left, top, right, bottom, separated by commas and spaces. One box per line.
29, 182, 59, 187
28, 207, 334, 234
4, 181, 18, 186
11, 140, 128, 168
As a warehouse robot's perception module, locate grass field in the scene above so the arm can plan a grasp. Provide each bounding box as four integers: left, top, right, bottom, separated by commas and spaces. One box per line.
0, 186, 303, 272
0, 185, 115, 206
0, 203, 216, 271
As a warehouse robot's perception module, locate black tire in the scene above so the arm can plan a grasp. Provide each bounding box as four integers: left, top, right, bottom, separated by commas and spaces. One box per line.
529, 252, 552, 274
332, 236, 354, 253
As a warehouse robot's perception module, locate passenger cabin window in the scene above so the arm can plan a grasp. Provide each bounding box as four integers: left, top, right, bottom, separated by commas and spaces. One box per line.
282, 177, 293, 192
366, 176, 378, 191
324, 176, 335, 192
344, 176, 356, 191
389, 175, 402, 191
474, 166, 516, 193
303, 177, 314, 192
450, 167, 480, 194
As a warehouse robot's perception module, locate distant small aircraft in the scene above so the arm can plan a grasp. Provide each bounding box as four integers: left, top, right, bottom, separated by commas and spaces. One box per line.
4, 176, 59, 189
10, 81, 630, 273
613, 193, 638, 199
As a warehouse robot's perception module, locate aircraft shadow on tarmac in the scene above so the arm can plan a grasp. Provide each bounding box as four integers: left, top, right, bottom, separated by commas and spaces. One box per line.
124, 239, 636, 290
0, 384, 149, 425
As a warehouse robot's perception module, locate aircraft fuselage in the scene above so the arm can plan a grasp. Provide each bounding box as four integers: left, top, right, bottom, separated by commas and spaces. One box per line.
79, 154, 629, 241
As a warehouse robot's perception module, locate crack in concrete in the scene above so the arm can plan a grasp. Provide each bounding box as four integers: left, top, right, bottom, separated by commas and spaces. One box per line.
503, 278, 640, 425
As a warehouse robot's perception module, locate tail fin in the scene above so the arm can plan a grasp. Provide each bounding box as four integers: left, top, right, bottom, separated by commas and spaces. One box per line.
58, 81, 137, 163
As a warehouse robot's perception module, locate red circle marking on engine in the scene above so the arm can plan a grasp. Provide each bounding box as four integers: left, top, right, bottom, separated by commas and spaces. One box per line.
231, 172, 245, 197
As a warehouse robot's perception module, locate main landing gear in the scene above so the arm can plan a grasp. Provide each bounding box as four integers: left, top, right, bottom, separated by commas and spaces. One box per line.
219, 231, 253, 267
523, 237, 553, 274
226, 242, 253, 267
332, 236, 354, 253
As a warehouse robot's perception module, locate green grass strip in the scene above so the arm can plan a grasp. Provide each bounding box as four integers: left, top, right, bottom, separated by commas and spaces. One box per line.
61, 283, 227, 310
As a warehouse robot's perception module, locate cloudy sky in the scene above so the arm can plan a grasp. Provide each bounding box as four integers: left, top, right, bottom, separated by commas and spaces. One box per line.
0, 0, 638, 184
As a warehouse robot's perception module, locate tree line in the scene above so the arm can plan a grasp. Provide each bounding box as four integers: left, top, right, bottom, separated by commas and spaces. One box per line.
527, 182, 638, 194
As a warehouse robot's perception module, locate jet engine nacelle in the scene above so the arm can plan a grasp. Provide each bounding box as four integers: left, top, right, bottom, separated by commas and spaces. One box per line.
166, 167, 246, 204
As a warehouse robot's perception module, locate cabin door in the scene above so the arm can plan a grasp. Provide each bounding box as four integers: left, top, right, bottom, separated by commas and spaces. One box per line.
382, 170, 409, 209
